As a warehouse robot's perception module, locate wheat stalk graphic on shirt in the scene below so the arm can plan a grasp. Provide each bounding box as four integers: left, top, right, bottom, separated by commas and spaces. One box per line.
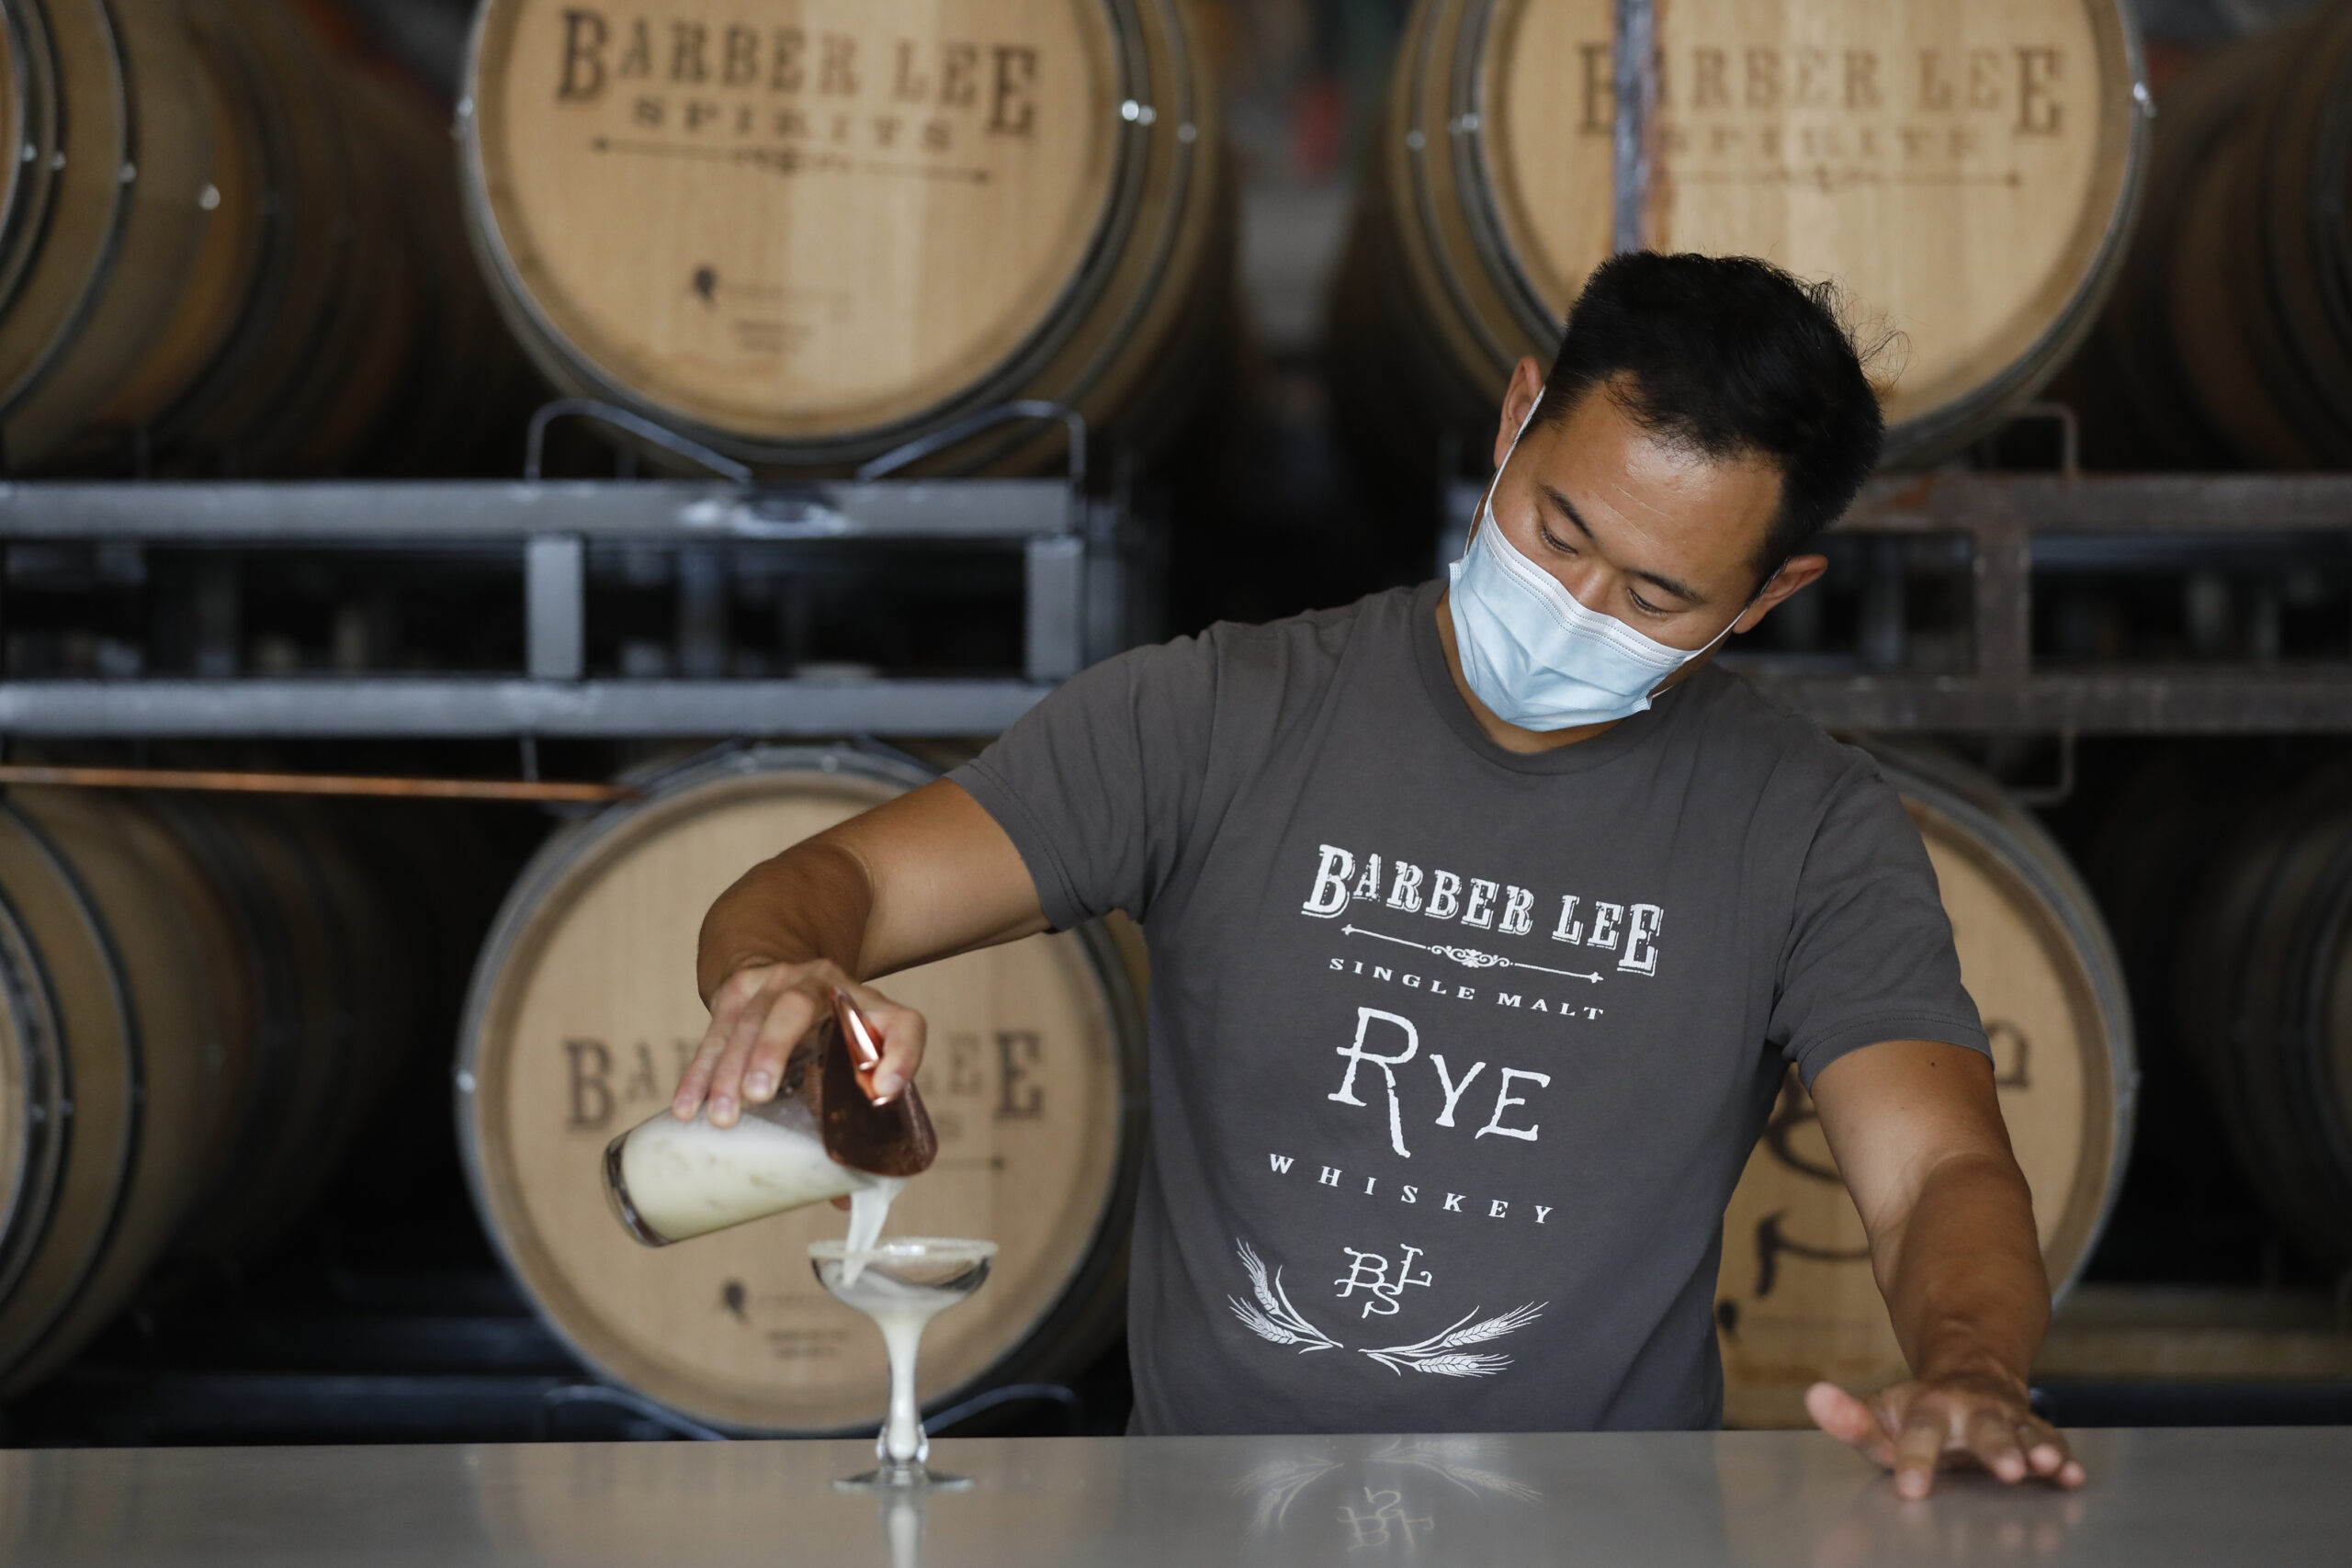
1225, 1238, 1545, 1376
1228, 1240, 1345, 1352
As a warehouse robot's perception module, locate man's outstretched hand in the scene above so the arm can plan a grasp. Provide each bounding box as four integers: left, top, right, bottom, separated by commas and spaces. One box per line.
1807, 1376, 2086, 1499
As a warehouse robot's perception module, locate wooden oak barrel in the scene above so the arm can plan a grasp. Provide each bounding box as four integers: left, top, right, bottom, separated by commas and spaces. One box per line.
0, 789, 234, 1393
164, 6, 541, 478
1714, 746, 2133, 1427
153, 0, 370, 468
0, 1, 62, 321
458, 0, 1227, 474
2177, 768, 2352, 1275
2066, 10, 2352, 469
0, 787, 416, 1393
1334, 0, 2149, 469
153, 795, 415, 1264
0, 0, 536, 475
0, 0, 229, 468
342, 71, 549, 478
457, 745, 1148, 1433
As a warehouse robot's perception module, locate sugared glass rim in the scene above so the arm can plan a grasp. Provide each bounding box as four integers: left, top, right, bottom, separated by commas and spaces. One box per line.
808, 1237, 1000, 1262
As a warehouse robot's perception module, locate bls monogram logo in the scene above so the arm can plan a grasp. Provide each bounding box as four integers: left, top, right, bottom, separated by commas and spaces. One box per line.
1227, 1237, 1546, 1377
1333, 1243, 1433, 1319
1337, 1487, 1434, 1549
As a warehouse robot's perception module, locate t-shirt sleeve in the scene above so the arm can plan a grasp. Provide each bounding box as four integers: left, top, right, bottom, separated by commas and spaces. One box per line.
1768, 760, 1990, 1087
947, 632, 1219, 931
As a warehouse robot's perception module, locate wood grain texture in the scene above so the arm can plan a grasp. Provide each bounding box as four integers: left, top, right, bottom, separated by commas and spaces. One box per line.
0, 791, 230, 1393
1342, 0, 2145, 467
2178, 769, 2352, 1277
0, 790, 422, 1393
0, 0, 225, 467
0, 1, 64, 327
463, 0, 1227, 471
2110, 8, 2352, 469
0, 0, 133, 413
0, 0, 540, 474
0, 836, 71, 1328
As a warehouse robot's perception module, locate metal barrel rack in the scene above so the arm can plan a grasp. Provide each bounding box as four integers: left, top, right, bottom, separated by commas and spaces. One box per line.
1748, 471, 2352, 736
0, 400, 1136, 742
0, 479, 1129, 741
0, 468, 2346, 743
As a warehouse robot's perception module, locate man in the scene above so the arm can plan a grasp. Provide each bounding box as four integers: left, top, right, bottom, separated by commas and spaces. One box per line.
673, 253, 2084, 1498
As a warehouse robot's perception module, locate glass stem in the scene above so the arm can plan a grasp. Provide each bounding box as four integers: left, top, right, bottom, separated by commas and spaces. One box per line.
881, 1319, 926, 1466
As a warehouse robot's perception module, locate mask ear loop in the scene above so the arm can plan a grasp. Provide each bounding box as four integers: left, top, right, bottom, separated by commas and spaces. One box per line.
1464, 389, 1544, 557
1712, 553, 1797, 649
1655, 553, 1794, 704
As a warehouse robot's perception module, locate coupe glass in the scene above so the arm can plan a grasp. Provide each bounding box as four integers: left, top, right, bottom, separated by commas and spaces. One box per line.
810, 1237, 998, 1491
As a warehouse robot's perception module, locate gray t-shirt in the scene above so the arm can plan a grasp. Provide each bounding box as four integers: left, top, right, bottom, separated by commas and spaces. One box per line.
951, 580, 1986, 1435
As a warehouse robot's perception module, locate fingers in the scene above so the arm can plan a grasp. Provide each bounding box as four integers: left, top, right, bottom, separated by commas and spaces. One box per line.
675, 964, 820, 1127
1804, 1382, 1895, 1470
672, 1032, 721, 1120
1893, 1402, 1951, 1500
673, 975, 754, 1119
855, 991, 928, 1103
741, 983, 822, 1105
707, 981, 821, 1127
1804, 1382, 1874, 1443
2018, 1416, 2086, 1488
1815, 1377, 2087, 1495
1964, 1407, 2029, 1483
676, 963, 933, 1126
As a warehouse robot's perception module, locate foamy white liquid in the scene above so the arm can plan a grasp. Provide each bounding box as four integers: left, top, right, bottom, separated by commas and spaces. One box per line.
620, 1110, 868, 1241
820, 1264, 986, 1466
839, 1179, 908, 1287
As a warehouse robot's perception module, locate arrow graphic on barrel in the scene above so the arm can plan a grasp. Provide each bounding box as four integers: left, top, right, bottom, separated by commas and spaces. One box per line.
1340, 924, 1602, 984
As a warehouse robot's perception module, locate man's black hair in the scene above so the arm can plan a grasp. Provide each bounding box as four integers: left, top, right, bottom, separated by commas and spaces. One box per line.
1535, 251, 1884, 579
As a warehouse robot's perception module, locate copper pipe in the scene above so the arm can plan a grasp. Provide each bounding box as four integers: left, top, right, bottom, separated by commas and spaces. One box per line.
0, 764, 635, 803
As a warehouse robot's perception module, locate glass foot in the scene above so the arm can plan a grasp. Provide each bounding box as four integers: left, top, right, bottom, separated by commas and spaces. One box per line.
832, 1464, 974, 1493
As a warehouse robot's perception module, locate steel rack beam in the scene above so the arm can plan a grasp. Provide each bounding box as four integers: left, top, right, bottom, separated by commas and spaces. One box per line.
0, 479, 1078, 541
1442, 471, 2352, 566
1737, 669, 2352, 734
1839, 471, 2352, 534
0, 678, 1055, 738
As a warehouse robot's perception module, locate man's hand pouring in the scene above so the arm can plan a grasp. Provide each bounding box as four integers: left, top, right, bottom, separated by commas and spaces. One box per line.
672, 959, 929, 1127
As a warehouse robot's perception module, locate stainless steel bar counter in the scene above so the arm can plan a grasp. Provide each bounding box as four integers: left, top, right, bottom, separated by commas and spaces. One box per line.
0, 1429, 2341, 1566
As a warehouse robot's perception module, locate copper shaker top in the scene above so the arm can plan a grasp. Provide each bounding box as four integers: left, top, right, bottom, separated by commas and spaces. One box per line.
783, 987, 937, 1179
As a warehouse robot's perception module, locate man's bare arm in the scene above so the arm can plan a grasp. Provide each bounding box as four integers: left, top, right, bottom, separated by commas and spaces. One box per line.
1803, 1040, 2085, 1496
675, 779, 1047, 1126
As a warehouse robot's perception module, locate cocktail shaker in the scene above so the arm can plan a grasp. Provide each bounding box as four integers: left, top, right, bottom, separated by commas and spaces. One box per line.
605, 989, 937, 1245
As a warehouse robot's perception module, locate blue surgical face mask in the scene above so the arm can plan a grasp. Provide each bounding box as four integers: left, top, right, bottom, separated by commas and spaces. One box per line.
1445, 391, 1754, 732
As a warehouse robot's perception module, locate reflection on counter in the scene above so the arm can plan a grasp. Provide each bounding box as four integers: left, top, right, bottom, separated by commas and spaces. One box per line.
1718, 1431, 2092, 1568
1236, 1435, 1542, 1545
1228, 1431, 1730, 1564
876, 1485, 929, 1568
